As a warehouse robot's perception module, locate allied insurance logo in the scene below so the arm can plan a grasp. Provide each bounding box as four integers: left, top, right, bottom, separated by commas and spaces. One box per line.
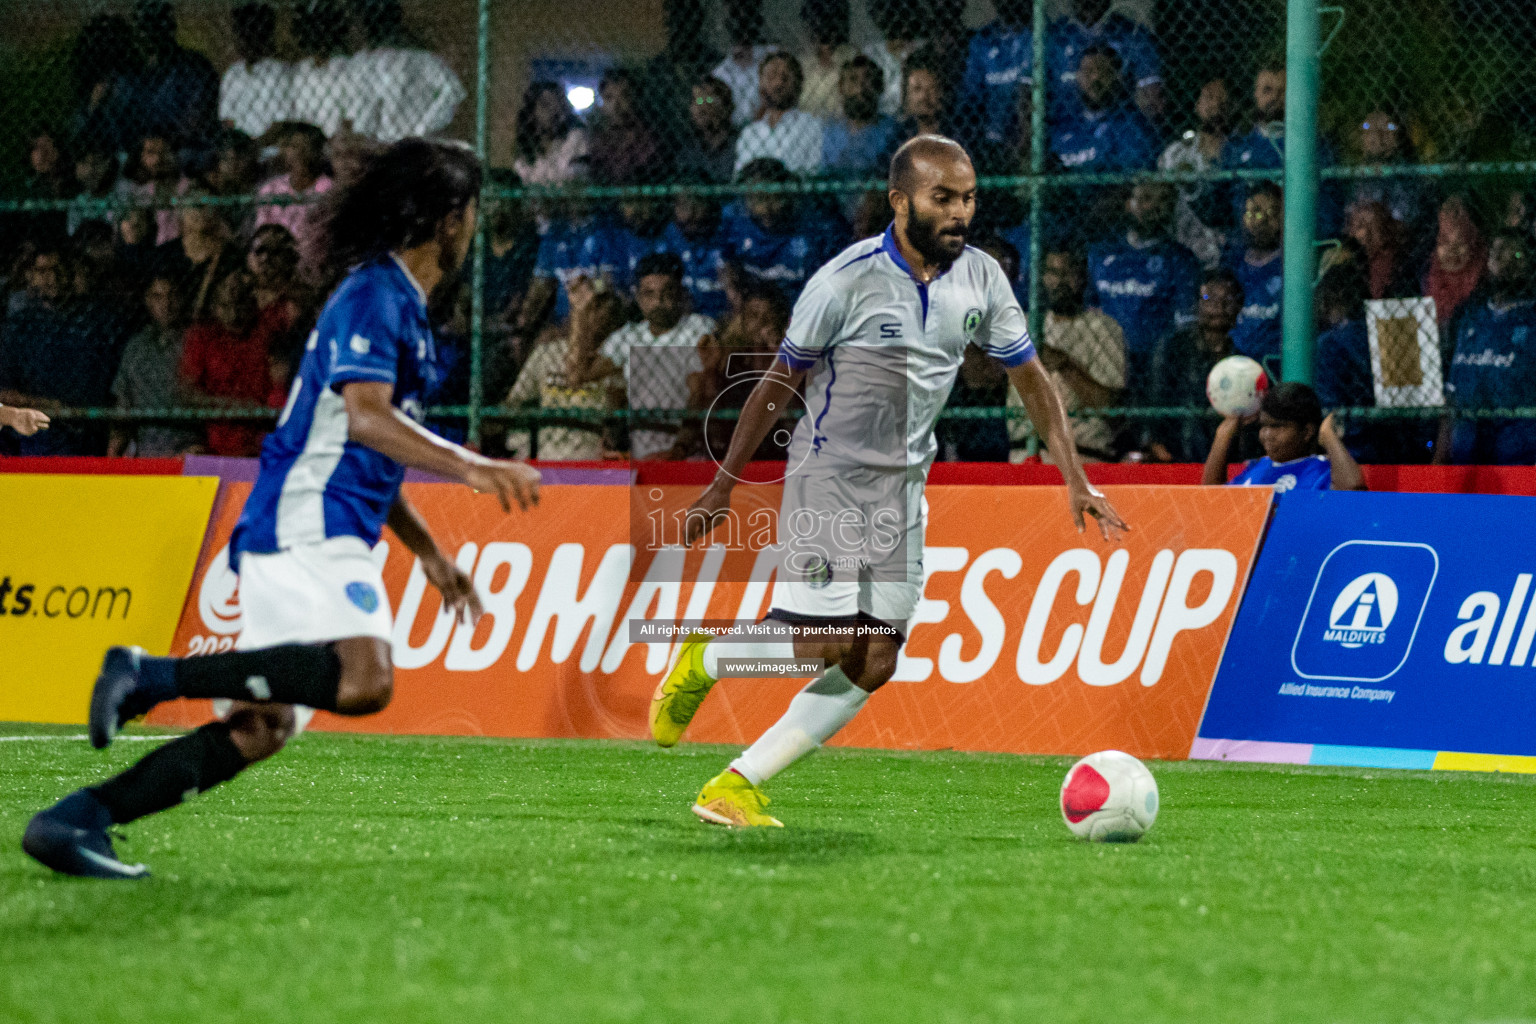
1291, 541, 1439, 683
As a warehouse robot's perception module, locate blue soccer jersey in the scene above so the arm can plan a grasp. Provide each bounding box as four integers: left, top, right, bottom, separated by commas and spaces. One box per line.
533, 218, 610, 320
230, 256, 441, 566
1226, 247, 1283, 362
961, 21, 1033, 146
725, 217, 844, 299
663, 221, 731, 320
999, 222, 1033, 310
1220, 127, 1341, 233
1049, 102, 1159, 173
1230, 454, 1331, 492
1046, 14, 1162, 108
1446, 299, 1536, 463
589, 222, 672, 296
1087, 236, 1199, 357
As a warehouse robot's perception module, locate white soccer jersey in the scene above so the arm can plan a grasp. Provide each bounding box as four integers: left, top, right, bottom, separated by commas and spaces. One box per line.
778, 226, 1036, 471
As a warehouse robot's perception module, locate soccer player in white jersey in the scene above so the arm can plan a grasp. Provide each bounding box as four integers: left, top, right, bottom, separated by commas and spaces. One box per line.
650, 135, 1128, 827
22, 139, 541, 879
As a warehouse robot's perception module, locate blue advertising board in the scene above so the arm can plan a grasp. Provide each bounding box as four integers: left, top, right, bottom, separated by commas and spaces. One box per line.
1195, 491, 1536, 769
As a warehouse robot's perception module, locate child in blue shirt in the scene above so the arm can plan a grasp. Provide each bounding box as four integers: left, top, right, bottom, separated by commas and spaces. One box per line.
1204, 381, 1366, 492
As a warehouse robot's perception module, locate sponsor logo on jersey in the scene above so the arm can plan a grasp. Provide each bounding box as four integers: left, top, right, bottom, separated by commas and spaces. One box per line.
1096, 279, 1159, 298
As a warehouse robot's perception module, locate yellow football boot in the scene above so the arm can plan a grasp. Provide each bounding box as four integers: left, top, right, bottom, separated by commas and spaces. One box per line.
650, 632, 718, 747
691, 769, 783, 828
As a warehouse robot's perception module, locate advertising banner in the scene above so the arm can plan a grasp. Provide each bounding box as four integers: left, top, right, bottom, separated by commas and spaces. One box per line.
152, 484, 1270, 760
1196, 491, 1536, 772
0, 474, 218, 723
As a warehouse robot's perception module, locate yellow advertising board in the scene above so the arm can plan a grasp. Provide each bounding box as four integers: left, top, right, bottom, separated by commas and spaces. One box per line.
0, 475, 217, 723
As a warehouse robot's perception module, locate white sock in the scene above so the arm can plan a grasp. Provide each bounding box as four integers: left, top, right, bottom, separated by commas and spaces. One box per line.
730, 666, 868, 785
701, 639, 797, 678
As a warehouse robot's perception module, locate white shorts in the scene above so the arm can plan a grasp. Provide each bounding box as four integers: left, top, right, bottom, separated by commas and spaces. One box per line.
769, 464, 927, 636
214, 536, 393, 732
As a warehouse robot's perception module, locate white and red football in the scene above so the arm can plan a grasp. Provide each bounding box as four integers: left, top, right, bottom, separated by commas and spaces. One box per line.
1060, 750, 1159, 843
1206, 354, 1269, 417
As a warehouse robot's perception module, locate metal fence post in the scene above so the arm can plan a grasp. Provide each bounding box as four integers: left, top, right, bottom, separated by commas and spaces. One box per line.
468, 0, 491, 449
1024, 0, 1048, 458
1282, 0, 1320, 385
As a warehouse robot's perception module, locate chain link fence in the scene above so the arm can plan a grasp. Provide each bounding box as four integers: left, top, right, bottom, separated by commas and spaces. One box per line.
1, 0, 1534, 464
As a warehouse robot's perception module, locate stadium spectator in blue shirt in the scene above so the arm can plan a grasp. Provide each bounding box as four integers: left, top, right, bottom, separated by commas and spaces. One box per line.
726, 158, 843, 299
1311, 260, 1421, 463
1205, 382, 1366, 491
959, 0, 1033, 149
1043, 0, 1164, 124
120, 2, 220, 168
822, 55, 900, 178
593, 190, 674, 298
519, 201, 612, 335
1223, 181, 1285, 367
0, 245, 128, 456
1211, 63, 1340, 234
665, 190, 732, 319
1439, 231, 1536, 465
1088, 181, 1200, 398
1141, 268, 1246, 463
1345, 105, 1435, 262
1048, 46, 1159, 175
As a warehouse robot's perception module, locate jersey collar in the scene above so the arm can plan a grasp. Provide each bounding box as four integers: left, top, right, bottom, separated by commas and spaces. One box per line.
881, 225, 953, 284
388, 252, 430, 309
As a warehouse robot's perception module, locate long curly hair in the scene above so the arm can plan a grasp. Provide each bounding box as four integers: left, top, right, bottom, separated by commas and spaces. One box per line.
308, 137, 482, 281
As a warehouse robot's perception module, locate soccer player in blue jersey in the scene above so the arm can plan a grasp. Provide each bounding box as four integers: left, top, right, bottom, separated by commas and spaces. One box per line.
1203, 382, 1365, 492
23, 139, 542, 879
648, 135, 1128, 827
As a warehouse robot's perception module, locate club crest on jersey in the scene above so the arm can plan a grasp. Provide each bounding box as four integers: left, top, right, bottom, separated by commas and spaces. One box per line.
963, 308, 982, 341
803, 556, 834, 590
345, 582, 380, 613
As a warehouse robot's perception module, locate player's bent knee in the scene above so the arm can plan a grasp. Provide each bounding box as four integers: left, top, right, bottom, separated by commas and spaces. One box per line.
843, 642, 900, 692
227, 705, 296, 762
336, 663, 393, 714
333, 639, 395, 714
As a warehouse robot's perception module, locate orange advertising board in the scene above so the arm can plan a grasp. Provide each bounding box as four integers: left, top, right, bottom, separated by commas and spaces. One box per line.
151, 483, 1271, 759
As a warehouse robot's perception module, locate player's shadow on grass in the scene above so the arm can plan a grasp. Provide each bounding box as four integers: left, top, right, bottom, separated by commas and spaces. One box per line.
652, 826, 882, 863
0, 862, 297, 937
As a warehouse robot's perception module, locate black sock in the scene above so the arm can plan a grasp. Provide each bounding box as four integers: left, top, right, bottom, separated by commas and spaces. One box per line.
90, 722, 250, 825
174, 644, 343, 711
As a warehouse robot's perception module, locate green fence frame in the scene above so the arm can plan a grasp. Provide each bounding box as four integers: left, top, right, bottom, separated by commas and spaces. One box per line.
2, 0, 1534, 454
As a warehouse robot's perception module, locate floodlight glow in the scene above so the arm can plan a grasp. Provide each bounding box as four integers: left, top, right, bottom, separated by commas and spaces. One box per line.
567, 86, 595, 112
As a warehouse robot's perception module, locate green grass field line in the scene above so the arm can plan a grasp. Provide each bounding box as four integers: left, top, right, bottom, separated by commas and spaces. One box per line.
3, 730, 1536, 1023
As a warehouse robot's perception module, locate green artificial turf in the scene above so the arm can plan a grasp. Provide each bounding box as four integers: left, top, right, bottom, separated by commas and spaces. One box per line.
3, 722, 1536, 1023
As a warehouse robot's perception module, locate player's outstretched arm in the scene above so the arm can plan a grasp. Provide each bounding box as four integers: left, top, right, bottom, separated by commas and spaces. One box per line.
0, 403, 50, 436
683, 355, 806, 545
342, 381, 540, 512
1007, 358, 1128, 541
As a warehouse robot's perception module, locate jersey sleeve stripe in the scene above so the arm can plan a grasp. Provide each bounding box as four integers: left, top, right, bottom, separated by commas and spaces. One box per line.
778, 340, 819, 370
330, 367, 398, 382
989, 338, 1038, 367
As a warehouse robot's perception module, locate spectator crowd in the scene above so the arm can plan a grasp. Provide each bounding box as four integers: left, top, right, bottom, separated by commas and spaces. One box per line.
4, 0, 1536, 468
